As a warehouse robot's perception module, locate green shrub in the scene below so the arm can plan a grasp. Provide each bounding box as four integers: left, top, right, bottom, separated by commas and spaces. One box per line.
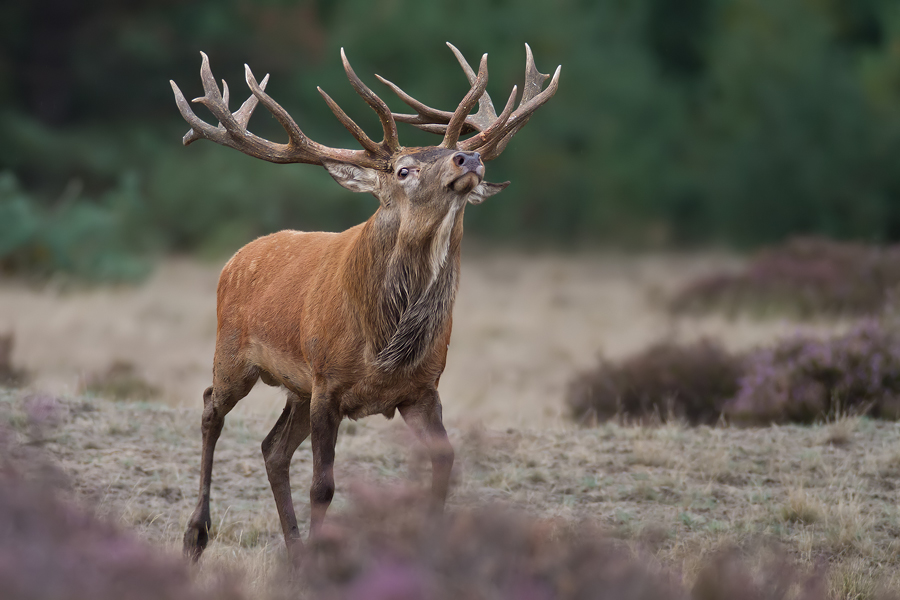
0, 171, 152, 282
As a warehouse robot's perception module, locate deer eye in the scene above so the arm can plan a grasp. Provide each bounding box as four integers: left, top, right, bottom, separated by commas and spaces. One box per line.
397, 167, 410, 179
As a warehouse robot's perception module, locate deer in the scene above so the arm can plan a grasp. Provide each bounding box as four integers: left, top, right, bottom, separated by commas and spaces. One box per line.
170, 42, 560, 563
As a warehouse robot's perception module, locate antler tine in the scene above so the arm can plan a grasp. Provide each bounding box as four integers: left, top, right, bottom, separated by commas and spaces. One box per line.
478, 65, 561, 161
317, 86, 384, 156
374, 43, 560, 160
243, 64, 318, 154
180, 73, 269, 145
171, 52, 386, 168
340, 48, 400, 154
244, 63, 386, 167
446, 42, 498, 131
469, 46, 561, 161
378, 44, 497, 138
521, 43, 550, 105
375, 75, 480, 135
172, 52, 236, 146
442, 53, 488, 149
458, 85, 517, 153
232, 73, 269, 129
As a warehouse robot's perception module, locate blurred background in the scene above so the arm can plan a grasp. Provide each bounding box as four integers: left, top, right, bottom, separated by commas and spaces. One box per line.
3, 0, 900, 280
3, 0, 900, 426
5, 5, 900, 592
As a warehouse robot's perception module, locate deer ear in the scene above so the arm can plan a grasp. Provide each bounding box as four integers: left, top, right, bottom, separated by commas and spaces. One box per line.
468, 180, 509, 205
323, 160, 381, 193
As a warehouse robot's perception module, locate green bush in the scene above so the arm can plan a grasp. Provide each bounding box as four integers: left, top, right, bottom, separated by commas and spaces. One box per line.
0, 171, 151, 282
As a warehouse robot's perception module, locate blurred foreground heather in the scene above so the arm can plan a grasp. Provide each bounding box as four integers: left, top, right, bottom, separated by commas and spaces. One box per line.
670, 238, 900, 318
297, 484, 836, 600
0, 398, 241, 600
568, 318, 900, 426
3, 389, 899, 599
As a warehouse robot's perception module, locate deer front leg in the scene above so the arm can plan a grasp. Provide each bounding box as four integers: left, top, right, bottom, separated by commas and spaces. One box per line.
399, 390, 454, 511
262, 391, 311, 563
183, 377, 252, 560
309, 390, 340, 537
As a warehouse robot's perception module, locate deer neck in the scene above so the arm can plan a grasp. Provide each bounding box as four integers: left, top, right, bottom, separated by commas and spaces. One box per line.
345, 204, 464, 372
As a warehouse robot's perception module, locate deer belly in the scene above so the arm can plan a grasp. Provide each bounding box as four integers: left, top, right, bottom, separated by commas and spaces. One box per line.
340, 390, 402, 420
247, 340, 313, 394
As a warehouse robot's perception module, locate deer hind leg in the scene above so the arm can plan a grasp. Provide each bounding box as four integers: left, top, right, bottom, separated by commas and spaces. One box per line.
261, 390, 311, 563
308, 387, 340, 537
399, 390, 454, 511
183, 365, 258, 561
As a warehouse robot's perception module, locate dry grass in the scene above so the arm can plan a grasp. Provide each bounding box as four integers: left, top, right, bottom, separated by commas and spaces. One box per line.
1, 251, 895, 596
3, 389, 899, 596
0, 253, 849, 428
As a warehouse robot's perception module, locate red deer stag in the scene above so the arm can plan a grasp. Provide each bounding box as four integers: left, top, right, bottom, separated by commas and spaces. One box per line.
170, 43, 560, 563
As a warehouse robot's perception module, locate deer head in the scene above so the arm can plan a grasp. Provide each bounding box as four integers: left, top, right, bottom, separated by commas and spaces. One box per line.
170, 43, 560, 223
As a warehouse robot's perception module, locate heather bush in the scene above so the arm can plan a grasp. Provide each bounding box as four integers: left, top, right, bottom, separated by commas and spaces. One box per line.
568, 319, 900, 426
298, 484, 832, 600
670, 238, 900, 318
725, 319, 900, 425
0, 395, 242, 600
566, 339, 743, 425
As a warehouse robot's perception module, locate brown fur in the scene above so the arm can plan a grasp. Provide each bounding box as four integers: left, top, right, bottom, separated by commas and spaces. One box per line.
182, 147, 505, 564
174, 43, 559, 565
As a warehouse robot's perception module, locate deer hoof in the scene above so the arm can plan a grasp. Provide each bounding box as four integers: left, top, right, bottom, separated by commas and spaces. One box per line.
183, 523, 210, 562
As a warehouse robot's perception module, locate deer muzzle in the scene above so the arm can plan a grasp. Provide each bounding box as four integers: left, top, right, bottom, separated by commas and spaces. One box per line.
449, 151, 484, 193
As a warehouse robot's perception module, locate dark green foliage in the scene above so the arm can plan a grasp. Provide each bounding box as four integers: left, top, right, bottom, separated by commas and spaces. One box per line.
670, 238, 900, 317
566, 339, 743, 425
0, 171, 151, 281
4, 0, 900, 278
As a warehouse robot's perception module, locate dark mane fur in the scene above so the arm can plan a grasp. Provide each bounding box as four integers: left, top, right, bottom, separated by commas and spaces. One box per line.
373, 252, 457, 371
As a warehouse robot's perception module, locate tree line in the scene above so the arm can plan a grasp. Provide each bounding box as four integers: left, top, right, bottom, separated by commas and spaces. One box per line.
2, 0, 900, 277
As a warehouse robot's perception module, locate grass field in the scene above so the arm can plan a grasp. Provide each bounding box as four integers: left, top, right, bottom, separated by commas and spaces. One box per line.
3, 389, 899, 597
1, 253, 895, 598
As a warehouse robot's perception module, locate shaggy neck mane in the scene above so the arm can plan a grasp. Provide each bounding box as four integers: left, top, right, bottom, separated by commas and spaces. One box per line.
346, 207, 461, 372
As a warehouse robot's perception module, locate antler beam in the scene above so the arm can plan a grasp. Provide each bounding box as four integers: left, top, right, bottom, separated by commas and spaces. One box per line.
381, 42, 561, 161
170, 51, 396, 170
171, 44, 560, 169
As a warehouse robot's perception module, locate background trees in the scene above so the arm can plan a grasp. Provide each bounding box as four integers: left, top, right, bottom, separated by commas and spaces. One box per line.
3, 0, 900, 277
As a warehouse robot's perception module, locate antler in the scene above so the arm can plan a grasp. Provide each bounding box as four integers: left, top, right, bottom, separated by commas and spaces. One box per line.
170, 50, 399, 170
379, 43, 561, 161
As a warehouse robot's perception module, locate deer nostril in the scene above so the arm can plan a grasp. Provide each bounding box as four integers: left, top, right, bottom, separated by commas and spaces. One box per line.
454, 153, 466, 167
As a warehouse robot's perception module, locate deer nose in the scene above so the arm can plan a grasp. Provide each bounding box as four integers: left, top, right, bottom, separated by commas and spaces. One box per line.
453, 151, 483, 173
